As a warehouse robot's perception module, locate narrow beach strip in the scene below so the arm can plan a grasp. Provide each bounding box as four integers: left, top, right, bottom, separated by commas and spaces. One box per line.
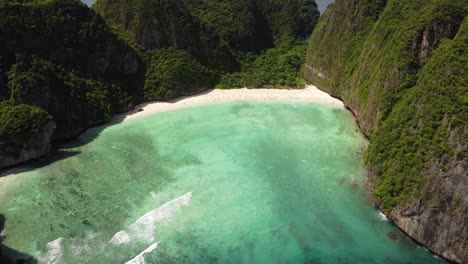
114, 85, 343, 122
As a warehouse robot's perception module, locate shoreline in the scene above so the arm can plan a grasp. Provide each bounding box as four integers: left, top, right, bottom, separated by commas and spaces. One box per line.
0, 84, 448, 263
112, 85, 344, 122
0, 85, 343, 176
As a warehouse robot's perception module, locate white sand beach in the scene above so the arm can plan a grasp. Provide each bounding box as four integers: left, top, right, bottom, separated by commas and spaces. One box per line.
116, 85, 344, 122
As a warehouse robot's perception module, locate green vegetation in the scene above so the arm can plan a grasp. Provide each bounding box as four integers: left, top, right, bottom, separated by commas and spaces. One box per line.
218, 44, 308, 88
255, 0, 319, 45
0, 0, 144, 91
94, 0, 319, 89
184, 0, 270, 51
184, 0, 319, 48
5, 53, 134, 138
143, 48, 216, 100
367, 18, 468, 210
0, 102, 51, 155
0, 0, 144, 140
306, 0, 468, 212
0, 0, 320, 166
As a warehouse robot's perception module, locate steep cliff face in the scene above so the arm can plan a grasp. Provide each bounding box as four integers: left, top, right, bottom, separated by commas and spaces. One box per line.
0, 120, 55, 168
0, 104, 55, 168
0, 0, 319, 168
306, 0, 467, 262
93, 0, 319, 67
0, 0, 145, 96
7, 55, 137, 139
380, 23, 468, 261
184, 0, 274, 52
93, 0, 238, 71
0, 0, 146, 167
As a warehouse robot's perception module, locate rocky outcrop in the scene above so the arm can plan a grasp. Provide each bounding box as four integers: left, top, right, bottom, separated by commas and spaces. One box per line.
93, 0, 319, 70
0, 0, 146, 143
0, 0, 319, 168
0, 0, 147, 167
0, 0, 145, 95
0, 120, 55, 168
385, 97, 468, 262
305, 0, 468, 262
391, 157, 468, 262
93, 0, 238, 71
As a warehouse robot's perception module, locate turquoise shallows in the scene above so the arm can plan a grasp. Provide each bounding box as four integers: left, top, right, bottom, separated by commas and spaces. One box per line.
0, 102, 442, 263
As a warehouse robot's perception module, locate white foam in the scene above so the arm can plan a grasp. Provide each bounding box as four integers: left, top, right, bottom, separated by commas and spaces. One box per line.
125, 242, 160, 264
377, 211, 388, 221
109, 192, 192, 245
69, 231, 105, 260
109, 230, 131, 245
38, 237, 65, 264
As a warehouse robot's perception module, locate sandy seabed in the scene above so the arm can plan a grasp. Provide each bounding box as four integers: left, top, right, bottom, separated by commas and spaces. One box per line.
115, 85, 344, 122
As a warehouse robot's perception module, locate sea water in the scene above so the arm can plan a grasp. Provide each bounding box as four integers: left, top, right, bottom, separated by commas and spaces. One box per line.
0, 102, 443, 263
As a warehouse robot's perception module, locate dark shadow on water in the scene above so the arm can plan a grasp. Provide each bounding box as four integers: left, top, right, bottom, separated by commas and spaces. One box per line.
0, 214, 37, 264
0, 88, 218, 177
0, 150, 81, 178
52, 88, 217, 151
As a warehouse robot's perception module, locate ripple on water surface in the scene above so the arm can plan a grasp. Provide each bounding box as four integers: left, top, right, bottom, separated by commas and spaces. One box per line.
0, 102, 443, 263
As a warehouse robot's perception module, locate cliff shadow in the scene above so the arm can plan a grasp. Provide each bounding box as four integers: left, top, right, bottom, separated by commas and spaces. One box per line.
0, 150, 80, 178
61, 87, 218, 149
0, 88, 217, 177
0, 214, 37, 264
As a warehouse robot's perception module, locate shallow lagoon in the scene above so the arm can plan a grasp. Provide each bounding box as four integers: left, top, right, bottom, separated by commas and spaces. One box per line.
0, 102, 442, 263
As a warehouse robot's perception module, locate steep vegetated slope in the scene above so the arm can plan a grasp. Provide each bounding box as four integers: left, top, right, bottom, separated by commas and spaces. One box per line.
0, 0, 145, 167
305, 0, 467, 262
93, 0, 320, 88
0, 0, 320, 168
93, 0, 238, 72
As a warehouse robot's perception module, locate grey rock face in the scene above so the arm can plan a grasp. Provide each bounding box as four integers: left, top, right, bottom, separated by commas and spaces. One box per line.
390, 127, 468, 263
305, 1, 467, 262
0, 121, 56, 168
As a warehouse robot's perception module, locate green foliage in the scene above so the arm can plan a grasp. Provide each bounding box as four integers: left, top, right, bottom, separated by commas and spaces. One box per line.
94, 0, 319, 52
307, 0, 467, 134
184, 0, 259, 47
306, 0, 468, 212
0, 0, 145, 99
0, 0, 144, 140
0, 0, 320, 160
6, 54, 134, 138
7, 54, 51, 107
143, 48, 217, 100
218, 43, 308, 88
0, 101, 51, 143
93, 0, 319, 94
367, 18, 468, 211
256, 0, 320, 46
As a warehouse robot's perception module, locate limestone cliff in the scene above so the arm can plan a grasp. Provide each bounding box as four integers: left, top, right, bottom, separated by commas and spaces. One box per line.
305, 0, 467, 262
0, 0, 146, 167
0, 0, 146, 141
93, 0, 239, 71
0, 0, 320, 168
0, 103, 55, 168
93, 0, 319, 69
0, 121, 55, 168
0, 0, 145, 97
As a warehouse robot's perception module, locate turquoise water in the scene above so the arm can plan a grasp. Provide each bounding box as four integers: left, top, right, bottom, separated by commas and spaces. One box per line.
0, 102, 442, 263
